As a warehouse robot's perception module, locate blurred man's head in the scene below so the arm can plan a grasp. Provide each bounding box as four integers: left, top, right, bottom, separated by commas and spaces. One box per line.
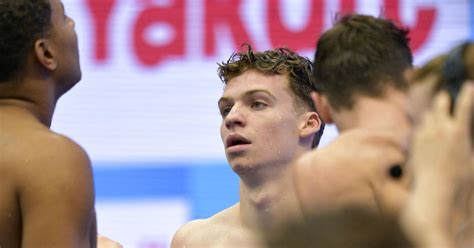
313, 14, 413, 111
410, 42, 474, 143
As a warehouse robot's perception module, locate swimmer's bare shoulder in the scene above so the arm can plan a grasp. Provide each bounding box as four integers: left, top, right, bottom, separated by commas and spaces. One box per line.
171, 217, 210, 248
0, 113, 96, 247
171, 204, 262, 248
294, 129, 408, 216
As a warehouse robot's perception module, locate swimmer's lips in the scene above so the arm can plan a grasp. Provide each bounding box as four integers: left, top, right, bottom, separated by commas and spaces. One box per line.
225, 134, 251, 153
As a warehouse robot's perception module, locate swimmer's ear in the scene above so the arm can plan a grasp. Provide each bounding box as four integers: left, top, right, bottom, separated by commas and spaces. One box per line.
34, 39, 57, 71
311, 92, 333, 124
299, 111, 321, 139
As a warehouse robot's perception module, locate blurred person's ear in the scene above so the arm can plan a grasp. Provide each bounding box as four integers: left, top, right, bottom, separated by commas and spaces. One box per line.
311, 92, 333, 124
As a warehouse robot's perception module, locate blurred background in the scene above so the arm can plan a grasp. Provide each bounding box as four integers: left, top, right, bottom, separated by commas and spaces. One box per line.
54, 0, 473, 247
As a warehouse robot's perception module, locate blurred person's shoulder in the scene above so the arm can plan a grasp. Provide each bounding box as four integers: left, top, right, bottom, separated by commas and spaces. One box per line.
314, 128, 407, 170
296, 128, 406, 182
294, 128, 408, 214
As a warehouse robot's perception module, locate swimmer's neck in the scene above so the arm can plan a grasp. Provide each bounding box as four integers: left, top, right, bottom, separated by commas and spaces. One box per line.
238, 164, 303, 234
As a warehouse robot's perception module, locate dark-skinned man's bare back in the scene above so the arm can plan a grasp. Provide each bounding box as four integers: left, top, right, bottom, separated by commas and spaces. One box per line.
0, 0, 97, 246
0, 106, 96, 247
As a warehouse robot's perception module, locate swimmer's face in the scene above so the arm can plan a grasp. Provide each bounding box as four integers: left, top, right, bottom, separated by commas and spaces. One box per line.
218, 70, 306, 171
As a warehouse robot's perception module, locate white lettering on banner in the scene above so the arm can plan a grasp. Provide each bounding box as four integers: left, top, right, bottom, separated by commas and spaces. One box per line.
83, 0, 437, 66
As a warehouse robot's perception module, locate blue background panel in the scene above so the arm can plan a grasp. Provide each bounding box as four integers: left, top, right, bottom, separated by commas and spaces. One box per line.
471, 0, 474, 39
189, 165, 240, 219
93, 162, 240, 219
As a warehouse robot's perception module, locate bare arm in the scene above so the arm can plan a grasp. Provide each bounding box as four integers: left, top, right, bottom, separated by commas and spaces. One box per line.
18, 135, 97, 248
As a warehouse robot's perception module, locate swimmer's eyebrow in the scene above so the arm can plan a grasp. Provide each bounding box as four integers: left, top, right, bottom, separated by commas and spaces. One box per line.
244, 89, 277, 101
218, 97, 231, 107
218, 89, 277, 106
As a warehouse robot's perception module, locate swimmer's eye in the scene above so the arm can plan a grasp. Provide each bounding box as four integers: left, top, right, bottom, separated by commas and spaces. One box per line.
250, 101, 267, 110
220, 106, 232, 117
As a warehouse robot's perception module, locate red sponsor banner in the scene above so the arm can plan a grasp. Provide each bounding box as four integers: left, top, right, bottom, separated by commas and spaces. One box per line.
83, 0, 438, 66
